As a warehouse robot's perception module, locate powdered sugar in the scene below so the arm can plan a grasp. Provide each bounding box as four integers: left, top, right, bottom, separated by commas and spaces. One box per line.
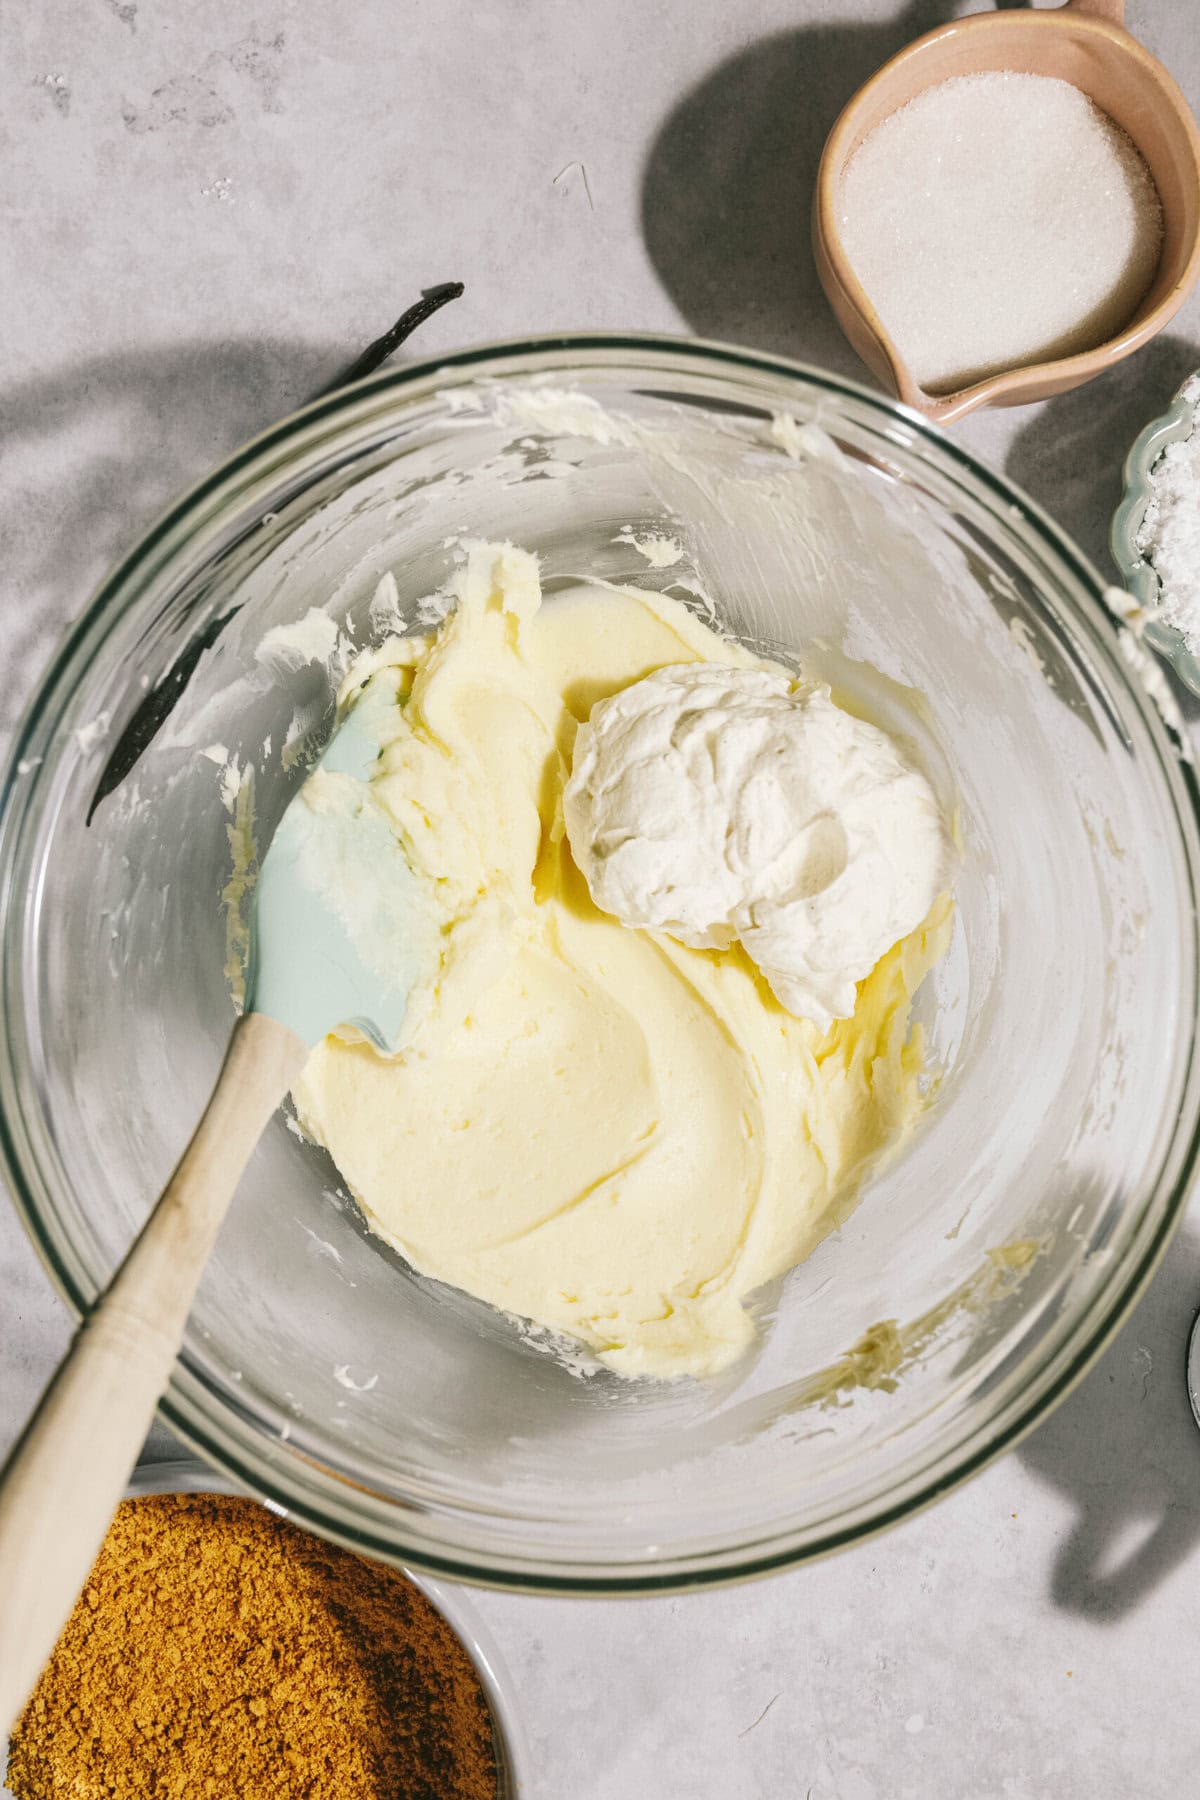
1135, 378, 1200, 650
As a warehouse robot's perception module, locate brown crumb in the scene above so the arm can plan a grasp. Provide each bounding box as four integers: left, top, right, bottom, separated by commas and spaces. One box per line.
7, 1492, 497, 1800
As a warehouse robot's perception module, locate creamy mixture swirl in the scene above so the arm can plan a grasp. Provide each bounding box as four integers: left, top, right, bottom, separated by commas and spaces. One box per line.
293, 544, 950, 1377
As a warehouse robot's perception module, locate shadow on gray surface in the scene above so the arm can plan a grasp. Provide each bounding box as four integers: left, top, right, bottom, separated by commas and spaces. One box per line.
1017, 1221, 1200, 1622
640, 0, 953, 374
0, 340, 336, 735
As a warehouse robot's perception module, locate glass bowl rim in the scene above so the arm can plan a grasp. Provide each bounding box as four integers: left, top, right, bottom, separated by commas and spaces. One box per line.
4, 330, 1200, 1593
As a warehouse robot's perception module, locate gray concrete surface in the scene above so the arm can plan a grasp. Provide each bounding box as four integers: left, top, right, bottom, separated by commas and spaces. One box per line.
4, 3, 1200, 1795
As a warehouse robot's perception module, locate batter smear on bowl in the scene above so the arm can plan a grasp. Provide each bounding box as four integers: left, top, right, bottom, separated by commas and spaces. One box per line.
293, 542, 952, 1378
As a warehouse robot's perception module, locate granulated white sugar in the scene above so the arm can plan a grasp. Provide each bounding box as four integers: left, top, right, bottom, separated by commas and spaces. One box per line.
1135, 377, 1200, 649
837, 72, 1163, 395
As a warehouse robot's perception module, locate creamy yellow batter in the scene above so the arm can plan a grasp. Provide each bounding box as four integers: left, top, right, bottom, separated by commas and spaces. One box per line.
294, 544, 950, 1378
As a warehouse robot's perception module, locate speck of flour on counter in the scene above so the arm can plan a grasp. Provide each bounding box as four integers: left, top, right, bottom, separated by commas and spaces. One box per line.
1135, 378, 1200, 649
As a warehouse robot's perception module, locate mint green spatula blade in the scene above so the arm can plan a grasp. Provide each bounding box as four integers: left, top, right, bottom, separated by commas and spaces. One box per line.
245, 674, 434, 1052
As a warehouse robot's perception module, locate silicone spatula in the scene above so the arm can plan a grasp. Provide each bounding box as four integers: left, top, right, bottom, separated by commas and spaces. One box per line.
0, 673, 428, 1737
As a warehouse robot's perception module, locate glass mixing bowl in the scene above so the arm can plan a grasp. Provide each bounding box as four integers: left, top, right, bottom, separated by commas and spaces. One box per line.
3, 338, 1199, 1592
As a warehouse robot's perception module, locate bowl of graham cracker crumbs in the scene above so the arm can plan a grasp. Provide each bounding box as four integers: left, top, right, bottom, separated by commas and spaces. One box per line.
4, 1462, 528, 1800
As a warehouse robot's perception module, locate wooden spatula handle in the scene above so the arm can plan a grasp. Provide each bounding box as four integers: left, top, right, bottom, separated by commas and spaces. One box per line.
0, 1011, 307, 1741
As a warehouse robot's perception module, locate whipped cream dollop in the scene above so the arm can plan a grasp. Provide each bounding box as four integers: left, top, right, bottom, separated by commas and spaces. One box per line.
563, 663, 947, 1029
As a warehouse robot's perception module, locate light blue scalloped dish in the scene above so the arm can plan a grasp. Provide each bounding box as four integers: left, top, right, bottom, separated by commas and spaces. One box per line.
1111, 370, 1200, 698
